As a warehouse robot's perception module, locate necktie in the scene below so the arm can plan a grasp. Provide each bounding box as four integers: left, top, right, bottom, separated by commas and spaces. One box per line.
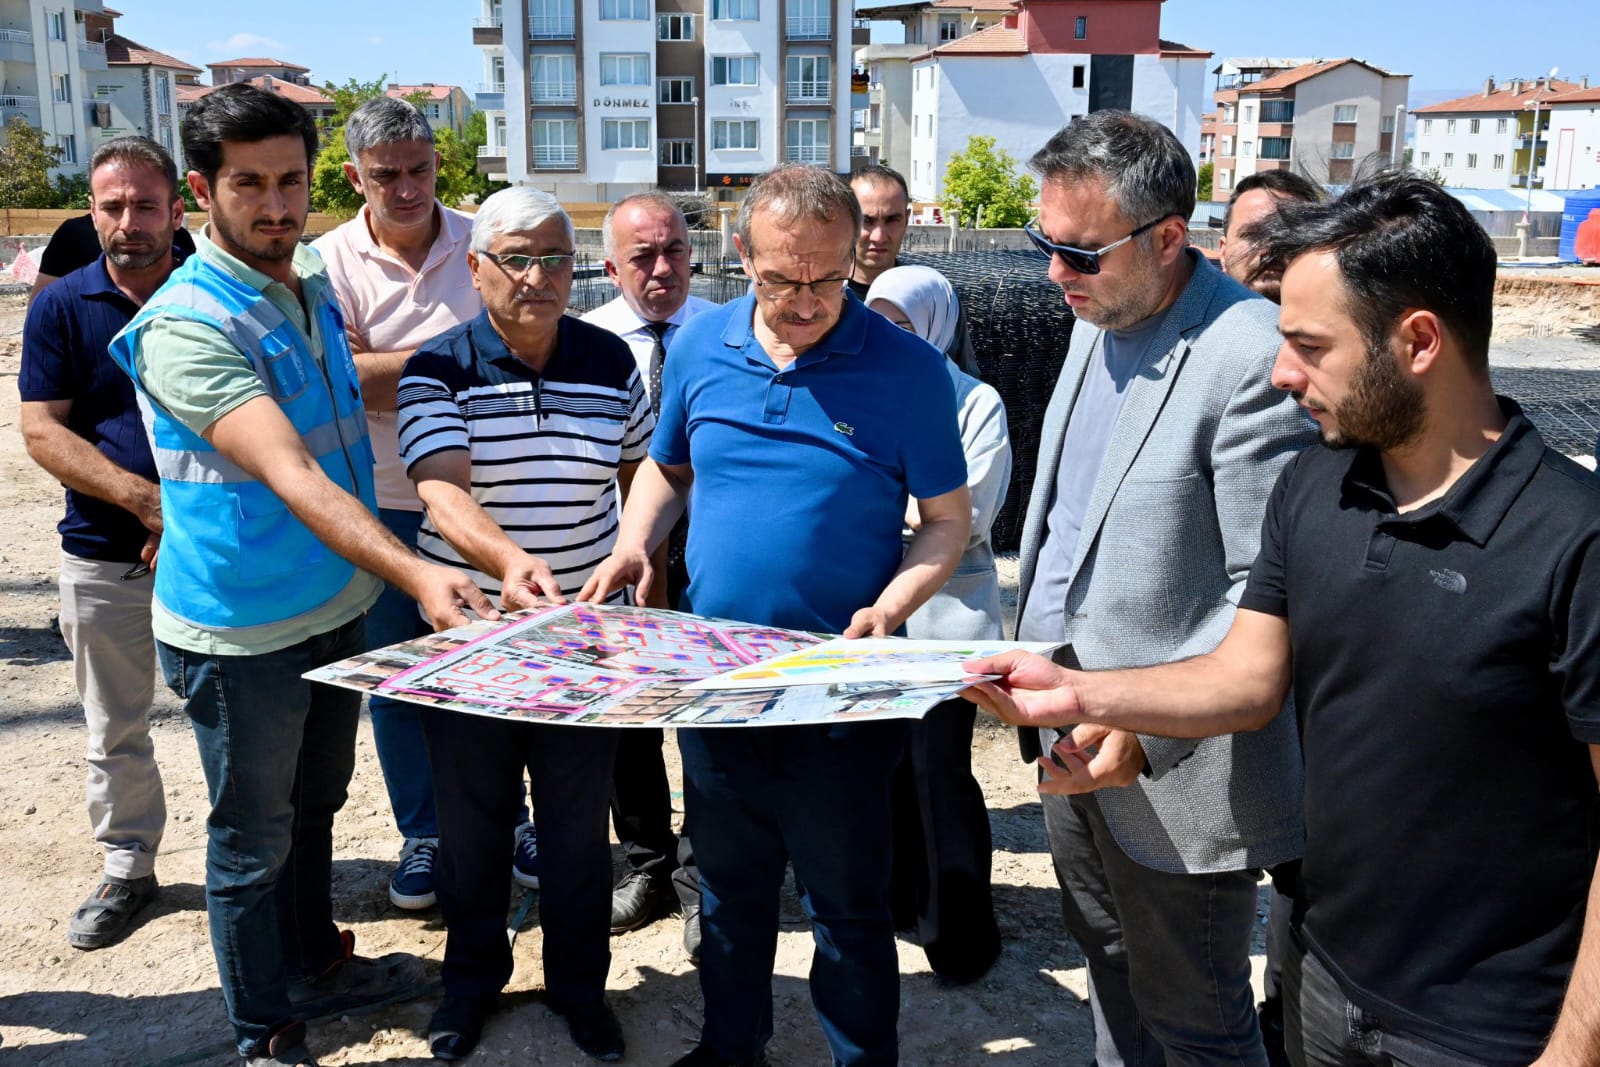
644, 320, 670, 417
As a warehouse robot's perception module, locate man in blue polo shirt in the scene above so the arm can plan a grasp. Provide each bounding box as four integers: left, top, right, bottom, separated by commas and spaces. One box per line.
583, 164, 971, 1067
20, 136, 186, 952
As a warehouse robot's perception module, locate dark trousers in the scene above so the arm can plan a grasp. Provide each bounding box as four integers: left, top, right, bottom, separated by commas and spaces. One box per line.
422, 709, 618, 1007
888, 698, 1000, 980
610, 727, 699, 908
679, 721, 906, 1067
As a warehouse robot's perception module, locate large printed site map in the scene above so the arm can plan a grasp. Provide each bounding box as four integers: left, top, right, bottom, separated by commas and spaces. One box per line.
304, 602, 997, 728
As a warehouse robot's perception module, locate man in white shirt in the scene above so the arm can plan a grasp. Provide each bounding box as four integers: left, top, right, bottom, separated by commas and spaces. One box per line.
581, 193, 715, 960
312, 96, 485, 913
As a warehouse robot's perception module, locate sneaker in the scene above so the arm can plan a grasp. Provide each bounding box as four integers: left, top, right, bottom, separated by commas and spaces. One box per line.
288, 929, 429, 1019
549, 997, 624, 1062
390, 837, 439, 910
243, 1020, 318, 1066
610, 869, 670, 934
67, 873, 158, 950
512, 821, 540, 889
428, 993, 498, 1061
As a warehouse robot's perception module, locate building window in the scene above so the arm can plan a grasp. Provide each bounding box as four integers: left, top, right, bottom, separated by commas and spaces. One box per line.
1419, 151, 1430, 165
1333, 104, 1357, 123
868, 102, 880, 130
1259, 136, 1292, 160
1241, 140, 1253, 158
659, 76, 695, 104
938, 14, 960, 41
786, 0, 828, 39
602, 118, 650, 150
159, 126, 173, 153
52, 74, 71, 103
1446, 119, 1456, 134
712, 0, 757, 20
58, 133, 77, 163
600, 53, 650, 86
1381, 115, 1394, 133
1072, 65, 1085, 89
532, 118, 579, 166
1242, 104, 1254, 123
528, 0, 575, 38
1442, 152, 1454, 167
157, 73, 172, 115
713, 118, 758, 149
658, 13, 694, 40
660, 138, 696, 166
711, 55, 759, 87
786, 117, 828, 164
1496, 117, 1508, 134
1466, 153, 1478, 168
1220, 135, 1233, 156
786, 54, 830, 102
1074, 15, 1086, 39
530, 54, 576, 102
1261, 100, 1295, 123
599, 0, 647, 18
1330, 142, 1354, 159
1422, 119, 1432, 134
47, 10, 67, 39
492, 55, 505, 90
1469, 118, 1480, 134
1493, 153, 1505, 169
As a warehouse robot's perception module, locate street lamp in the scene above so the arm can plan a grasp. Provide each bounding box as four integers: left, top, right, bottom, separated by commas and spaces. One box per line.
692, 95, 700, 195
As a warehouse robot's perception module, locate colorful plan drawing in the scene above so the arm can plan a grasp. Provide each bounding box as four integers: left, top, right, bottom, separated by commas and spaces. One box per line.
683, 638, 1060, 691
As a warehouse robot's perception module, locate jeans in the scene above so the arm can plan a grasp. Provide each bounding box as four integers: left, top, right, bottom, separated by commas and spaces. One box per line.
59, 551, 165, 880
611, 726, 699, 907
366, 508, 437, 841
158, 617, 364, 1055
680, 721, 906, 1067
1284, 941, 1493, 1067
1042, 791, 1267, 1067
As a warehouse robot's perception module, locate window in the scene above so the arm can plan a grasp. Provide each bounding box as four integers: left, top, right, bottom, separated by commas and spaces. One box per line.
1381, 115, 1394, 133
786, 54, 830, 101
159, 126, 173, 153
1243, 104, 1254, 123
1469, 118, 1480, 134
1072, 65, 1085, 89
52, 74, 71, 103
658, 13, 694, 40
786, 0, 828, 39
1493, 153, 1505, 169
713, 118, 758, 149
600, 0, 646, 18
600, 53, 650, 86
660, 139, 696, 166
659, 76, 695, 104
602, 118, 650, 150
1220, 135, 1233, 156
868, 103, 880, 130
1422, 119, 1432, 134
712, 55, 759, 86
528, 0, 575, 37
529, 54, 576, 102
938, 14, 960, 41
1074, 15, 1086, 39
532, 118, 579, 166
492, 55, 505, 90
47, 10, 66, 40
1261, 100, 1295, 123
1330, 142, 1355, 159
712, 0, 757, 20
1241, 140, 1253, 158
1446, 119, 1456, 134
1496, 117, 1508, 134
58, 133, 76, 163
1466, 153, 1478, 168
1333, 104, 1357, 123
1259, 136, 1292, 160
1443, 152, 1454, 167
786, 117, 828, 163
157, 73, 172, 115
1419, 151, 1430, 165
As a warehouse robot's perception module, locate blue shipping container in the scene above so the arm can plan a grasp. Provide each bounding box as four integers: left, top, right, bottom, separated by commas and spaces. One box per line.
1559, 191, 1600, 262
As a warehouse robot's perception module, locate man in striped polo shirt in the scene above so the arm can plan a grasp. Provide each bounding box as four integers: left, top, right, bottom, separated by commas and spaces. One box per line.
397, 187, 652, 1062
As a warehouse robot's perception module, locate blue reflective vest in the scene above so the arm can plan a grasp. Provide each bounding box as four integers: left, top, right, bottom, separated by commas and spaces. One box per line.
109, 253, 377, 637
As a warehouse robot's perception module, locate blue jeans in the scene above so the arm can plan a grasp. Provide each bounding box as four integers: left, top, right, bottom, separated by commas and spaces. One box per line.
680, 720, 906, 1067
158, 617, 364, 1055
367, 508, 437, 840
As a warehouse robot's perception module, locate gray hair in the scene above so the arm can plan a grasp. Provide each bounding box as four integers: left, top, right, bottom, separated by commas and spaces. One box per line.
1029, 111, 1195, 231
471, 187, 574, 252
602, 192, 686, 260
736, 164, 862, 258
344, 96, 435, 159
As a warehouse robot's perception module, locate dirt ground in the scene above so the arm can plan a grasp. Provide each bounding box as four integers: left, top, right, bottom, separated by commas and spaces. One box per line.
3, 270, 1595, 1067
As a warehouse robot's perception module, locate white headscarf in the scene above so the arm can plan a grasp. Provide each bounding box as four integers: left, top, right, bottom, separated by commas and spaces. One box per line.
864, 264, 960, 358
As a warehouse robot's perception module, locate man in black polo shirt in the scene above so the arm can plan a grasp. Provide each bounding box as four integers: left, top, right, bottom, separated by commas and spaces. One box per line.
967, 172, 1600, 1066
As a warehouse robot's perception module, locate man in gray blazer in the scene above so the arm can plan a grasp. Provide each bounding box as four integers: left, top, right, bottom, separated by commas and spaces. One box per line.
1014, 112, 1315, 1066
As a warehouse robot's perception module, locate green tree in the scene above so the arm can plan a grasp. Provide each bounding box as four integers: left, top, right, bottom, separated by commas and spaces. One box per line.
443, 109, 506, 206
1196, 162, 1214, 203
940, 135, 1038, 229
0, 118, 65, 208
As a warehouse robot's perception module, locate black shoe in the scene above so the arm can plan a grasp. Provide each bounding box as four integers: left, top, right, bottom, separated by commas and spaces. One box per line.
681, 902, 702, 966
289, 930, 429, 1019
610, 869, 670, 934
67, 874, 158, 950
428, 993, 497, 1061
669, 1046, 769, 1067
550, 997, 624, 1062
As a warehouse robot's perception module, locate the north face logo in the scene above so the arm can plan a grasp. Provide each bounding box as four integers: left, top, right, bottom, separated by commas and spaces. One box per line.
1429, 568, 1467, 595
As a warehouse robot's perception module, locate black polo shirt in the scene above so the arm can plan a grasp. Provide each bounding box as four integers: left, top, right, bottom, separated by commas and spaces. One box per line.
1240, 399, 1600, 1063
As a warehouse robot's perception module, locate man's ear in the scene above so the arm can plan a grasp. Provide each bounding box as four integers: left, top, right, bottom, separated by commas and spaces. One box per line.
341, 160, 361, 193
186, 170, 213, 212
732, 233, 752, 278
1397, 308, 1444, 378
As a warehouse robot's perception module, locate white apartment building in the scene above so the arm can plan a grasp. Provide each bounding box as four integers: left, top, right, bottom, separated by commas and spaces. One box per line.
473, 0, 862, 198
98, 35, 198, 172
901, 0, 1209, 204
1545, 85, 1600, 190
0, 0, 113, 175
1413, 76, 1583, 190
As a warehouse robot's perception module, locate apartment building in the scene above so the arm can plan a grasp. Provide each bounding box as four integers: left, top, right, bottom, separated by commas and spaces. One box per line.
387, 83, 476, 138
101, 34, 200, 171
182, 75, 337, 131
1413, 76, 1585, 190
901, 0, 1210, 204
1210, 57, 1408, 196
473, 0, 863, 198
1544, 84, 1600, 190
0, 0, 115, 174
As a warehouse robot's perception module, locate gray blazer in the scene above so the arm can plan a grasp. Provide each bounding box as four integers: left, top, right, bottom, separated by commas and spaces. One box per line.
1014, 253, 1314, 874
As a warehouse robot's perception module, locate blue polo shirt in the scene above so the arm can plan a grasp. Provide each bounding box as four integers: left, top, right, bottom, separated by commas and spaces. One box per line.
19, 254, 173, 562
652, 293, 966, 633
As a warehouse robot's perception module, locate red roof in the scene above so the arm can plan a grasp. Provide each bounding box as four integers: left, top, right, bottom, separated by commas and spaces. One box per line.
388, 84, 459, 101
104, 33, 201, 74
919, 22, 1026, 58
929, 0, 1017, 10
1414, 77, 1582, 114
1243, 58, 1400, 95
1544, 84, 1600, 106
185, 76, 333, 107
208, 57, 312, 72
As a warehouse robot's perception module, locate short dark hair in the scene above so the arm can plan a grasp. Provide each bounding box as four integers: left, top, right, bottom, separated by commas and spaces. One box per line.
181, 82, 319, 187
1247, 171, 1496, 374
1030, 111, 1195, 229
1221, 170, 1321, 233
851, 163, 909, 204
89, 136, 180, 200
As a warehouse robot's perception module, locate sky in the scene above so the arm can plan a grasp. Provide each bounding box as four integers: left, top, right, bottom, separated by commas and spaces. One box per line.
108, 0, 1600, 109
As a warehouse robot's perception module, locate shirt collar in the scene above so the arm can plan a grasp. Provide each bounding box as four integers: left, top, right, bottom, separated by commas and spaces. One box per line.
603, 293, 698, 335
469, 308, 570, 376
80, 245, 190, 303
351, 200, 471, 274
195, 225, 327, 294
720, 289, 870, 369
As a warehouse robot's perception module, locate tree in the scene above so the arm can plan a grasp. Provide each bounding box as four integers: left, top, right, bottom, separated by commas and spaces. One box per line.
1196, 162, 1214, 203
940, 135, 1037, 229
309, 76, 427, 216
0, 118, 65, 208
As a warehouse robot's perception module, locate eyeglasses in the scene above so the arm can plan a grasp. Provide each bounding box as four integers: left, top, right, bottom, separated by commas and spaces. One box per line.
749, 256, 855, 301
1022, 214, 1173, 275
480, 251, 576, 274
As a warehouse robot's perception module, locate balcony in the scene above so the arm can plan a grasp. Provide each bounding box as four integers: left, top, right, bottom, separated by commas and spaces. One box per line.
529, 13, 576, 38
472, 16, 503, 45
529, 80, 577, 105
786, 80, 830, 105
1516, 131, 1547, 147
786, 15, 830, 40
475, 82, 505, 109
0, 93, 41, 109
0, 27, 32, 62
852, 17, 870, 46
532, 144, 579, 169
784, 145, 830, 165
476, 145, 507, 175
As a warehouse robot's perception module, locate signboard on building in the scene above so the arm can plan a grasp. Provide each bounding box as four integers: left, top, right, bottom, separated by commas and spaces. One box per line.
706, 173, 757, 188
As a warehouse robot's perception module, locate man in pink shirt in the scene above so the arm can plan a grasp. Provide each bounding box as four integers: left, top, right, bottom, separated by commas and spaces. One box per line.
313, 97, 493, 911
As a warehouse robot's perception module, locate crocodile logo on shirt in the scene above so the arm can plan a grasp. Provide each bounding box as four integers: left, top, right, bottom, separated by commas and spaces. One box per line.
833, 421, 855, 436
1429, 568, 1467, 595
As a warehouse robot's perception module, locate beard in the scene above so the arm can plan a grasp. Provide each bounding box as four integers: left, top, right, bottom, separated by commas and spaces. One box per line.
104, 235, 170, 271
1320, 340, 1426, 451
209, 209, 302, 265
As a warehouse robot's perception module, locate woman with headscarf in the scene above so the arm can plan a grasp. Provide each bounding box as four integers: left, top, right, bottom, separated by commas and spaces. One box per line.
865, 264, 1011, 983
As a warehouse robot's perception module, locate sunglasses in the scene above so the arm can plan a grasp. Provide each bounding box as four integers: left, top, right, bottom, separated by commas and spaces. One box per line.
480, 251, 576, 274
1022, 214, 1173, 275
